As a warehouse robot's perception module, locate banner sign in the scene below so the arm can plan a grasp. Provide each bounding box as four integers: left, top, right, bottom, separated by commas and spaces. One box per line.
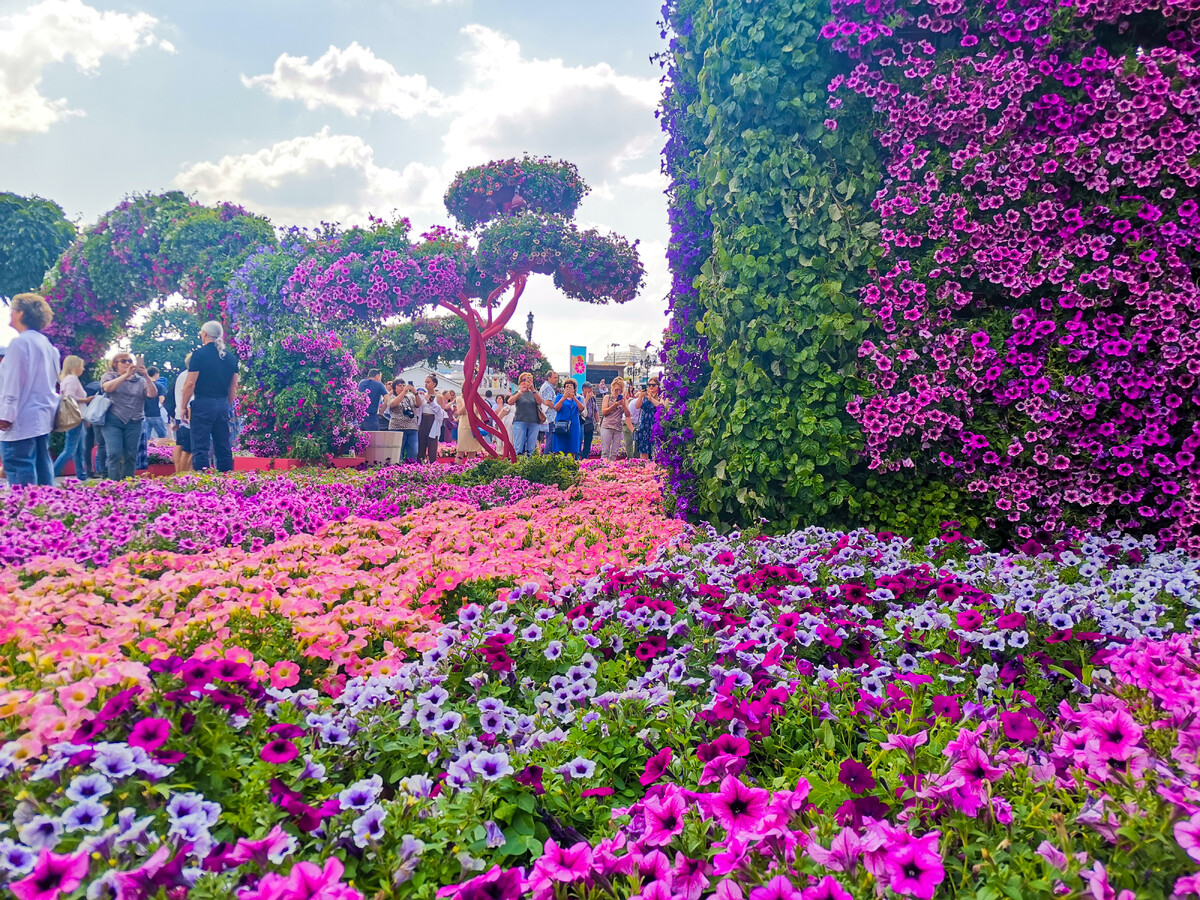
569, 346, 587, 392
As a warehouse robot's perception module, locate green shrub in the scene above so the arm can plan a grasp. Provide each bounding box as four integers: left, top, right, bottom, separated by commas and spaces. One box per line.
450, 454, 582, 491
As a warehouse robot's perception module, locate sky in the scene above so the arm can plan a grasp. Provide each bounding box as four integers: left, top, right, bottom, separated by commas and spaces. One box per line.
0, 0, 671, 370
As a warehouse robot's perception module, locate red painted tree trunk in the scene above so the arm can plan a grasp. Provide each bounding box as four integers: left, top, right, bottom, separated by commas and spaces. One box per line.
437, 274, 527, 462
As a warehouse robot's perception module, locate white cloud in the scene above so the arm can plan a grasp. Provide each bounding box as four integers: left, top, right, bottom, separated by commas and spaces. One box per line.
0, 0, 172, 141
172, 127, 444, 228
241, 42, 444, 118
241, 25, 662, 187
438, 25, 661, 181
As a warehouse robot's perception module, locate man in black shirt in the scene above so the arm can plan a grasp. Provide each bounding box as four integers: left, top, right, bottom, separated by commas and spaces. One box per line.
180, 321, 239, 472
358, 369, 386, 431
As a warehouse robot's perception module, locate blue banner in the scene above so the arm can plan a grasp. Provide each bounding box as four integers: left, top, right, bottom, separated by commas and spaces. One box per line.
569, 346, 587, 392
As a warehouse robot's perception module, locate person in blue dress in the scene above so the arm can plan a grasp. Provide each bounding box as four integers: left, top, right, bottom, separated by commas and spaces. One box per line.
549, 379, 583, 458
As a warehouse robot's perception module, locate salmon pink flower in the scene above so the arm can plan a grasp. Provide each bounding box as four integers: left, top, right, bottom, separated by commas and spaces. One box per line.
270, 661, 301, 689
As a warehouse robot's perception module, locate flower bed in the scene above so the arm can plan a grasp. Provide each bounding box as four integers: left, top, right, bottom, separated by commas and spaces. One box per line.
2, 504, 1198, 899
0, 465, 540, 567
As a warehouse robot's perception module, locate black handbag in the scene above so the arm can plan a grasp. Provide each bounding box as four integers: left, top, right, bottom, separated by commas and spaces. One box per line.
553, 419, 571, 437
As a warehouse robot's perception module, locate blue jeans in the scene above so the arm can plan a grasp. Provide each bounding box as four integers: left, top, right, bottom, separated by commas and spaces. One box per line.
102, 415, 142, 480
90, 424, 106, 477
52, 423, 87, 478
513, 420, 539, 456
191, 396, 233, 472
142, 416, 167, 441
2, 434, 53, 486
401, 429, 420, 461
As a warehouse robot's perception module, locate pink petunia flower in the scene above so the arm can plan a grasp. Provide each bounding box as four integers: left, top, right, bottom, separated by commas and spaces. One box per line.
9, 850, 90, 900
640, 747, 674, 787
128, 717, 171, 751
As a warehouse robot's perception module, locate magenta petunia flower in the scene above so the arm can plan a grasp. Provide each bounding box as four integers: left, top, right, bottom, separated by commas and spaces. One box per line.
838, 758, 876, 794
999, 710, 1038, 743
640, 747, 674, 787
642, 791, 688, 847
884, 832, 945, 900
537, 839, 592, 884
127, 717, 171, 751
260, 738, 299, 764
749, 875, 803, 900
800, 877, 854, 900
9, 850, 90, 900
702, 776, 770, 838
1176, 814, 1200, 863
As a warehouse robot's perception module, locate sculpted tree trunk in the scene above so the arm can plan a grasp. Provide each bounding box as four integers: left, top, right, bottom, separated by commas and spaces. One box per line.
438, 275, 527, 461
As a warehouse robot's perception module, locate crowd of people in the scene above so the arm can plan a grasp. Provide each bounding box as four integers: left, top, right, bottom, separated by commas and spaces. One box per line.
0, 293, 240, 487
358, 368, 666, 462
0, 295, 662, 488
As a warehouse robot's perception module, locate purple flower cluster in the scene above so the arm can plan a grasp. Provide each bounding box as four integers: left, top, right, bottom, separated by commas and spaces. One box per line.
822, 0, 1200, 547
656, 4, 713, 517
0, 467, 545, 567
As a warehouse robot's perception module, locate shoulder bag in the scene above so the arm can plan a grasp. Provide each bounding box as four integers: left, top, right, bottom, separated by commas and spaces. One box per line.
82, 393, 112, 426
53, 395, 83, 433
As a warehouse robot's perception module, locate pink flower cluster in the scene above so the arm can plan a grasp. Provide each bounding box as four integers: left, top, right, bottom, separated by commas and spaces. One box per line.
287, 245, 462, 324
826, 0, 1200, 547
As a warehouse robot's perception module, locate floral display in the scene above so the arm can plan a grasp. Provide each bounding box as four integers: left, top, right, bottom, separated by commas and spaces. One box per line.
238, 331, 370, 461
820, 0, 1200, 548
3, 473, 1200, 898
444, 156, 588, 229
0, 465, 544, 566
40, 192, 274, 361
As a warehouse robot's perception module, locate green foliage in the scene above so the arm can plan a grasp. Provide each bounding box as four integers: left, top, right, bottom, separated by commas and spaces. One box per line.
663, 0, 988, 539
128, 305, 200, 376
848, 470, 988, 545
666, 0, 883, 530
447, 454, 583, 492
0, 192, 75, 300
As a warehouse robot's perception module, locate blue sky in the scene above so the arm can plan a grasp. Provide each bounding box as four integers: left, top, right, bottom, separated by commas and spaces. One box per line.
0, 0, 670, 369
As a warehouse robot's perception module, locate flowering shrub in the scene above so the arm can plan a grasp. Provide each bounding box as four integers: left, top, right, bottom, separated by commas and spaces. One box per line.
445, 156, 588, 229
286, 219, 463, 324
41, 192, 274, 361
820, 0, 1200, 548
238, 331, 370, 461
2, 497, 1199, 899
145, 443, 174, 465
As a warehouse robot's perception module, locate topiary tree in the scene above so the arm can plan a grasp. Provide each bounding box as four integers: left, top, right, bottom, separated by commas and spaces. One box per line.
0, 193, 75, 301
40, 192, 276, 362
438, 156, 645, 459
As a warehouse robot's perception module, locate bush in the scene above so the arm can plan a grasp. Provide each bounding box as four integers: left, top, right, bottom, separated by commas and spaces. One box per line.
449, 454, 582, 491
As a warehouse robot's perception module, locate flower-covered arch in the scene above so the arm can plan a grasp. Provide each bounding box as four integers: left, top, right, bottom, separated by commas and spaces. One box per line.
41, 192, 276, 362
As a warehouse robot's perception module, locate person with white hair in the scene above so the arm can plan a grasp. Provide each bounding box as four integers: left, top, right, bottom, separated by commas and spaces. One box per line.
179, 320, 239, 472
0, 293, 61, 485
